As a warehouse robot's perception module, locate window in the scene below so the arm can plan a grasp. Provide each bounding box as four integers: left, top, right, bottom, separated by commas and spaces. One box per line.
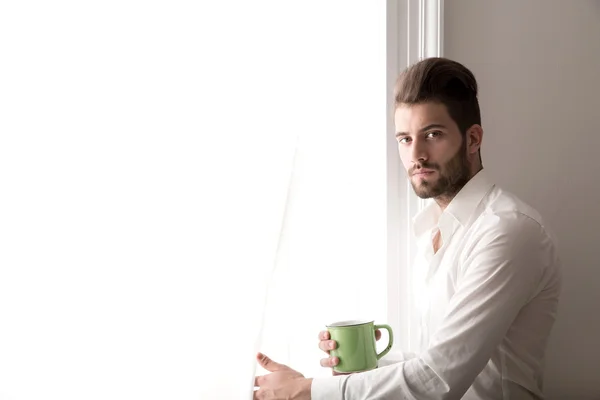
0, 1, 442, 399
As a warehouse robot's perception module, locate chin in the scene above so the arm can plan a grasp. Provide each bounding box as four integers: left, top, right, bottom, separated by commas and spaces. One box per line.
415, 193, 433, 199
411, 183, 434, 199
412, 177, 435, 188
416, 188, 436, 198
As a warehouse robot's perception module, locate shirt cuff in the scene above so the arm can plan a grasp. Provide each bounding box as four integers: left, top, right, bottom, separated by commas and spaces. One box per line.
310, 375, 347, 400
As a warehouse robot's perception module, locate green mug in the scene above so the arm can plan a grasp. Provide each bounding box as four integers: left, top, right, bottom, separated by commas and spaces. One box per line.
327, 320, 393, 373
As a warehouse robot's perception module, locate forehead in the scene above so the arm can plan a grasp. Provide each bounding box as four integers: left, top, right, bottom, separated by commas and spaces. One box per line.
394, 102, 455, 131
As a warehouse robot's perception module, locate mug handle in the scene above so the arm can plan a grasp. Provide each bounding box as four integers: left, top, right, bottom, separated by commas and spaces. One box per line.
374, 324, 394, 360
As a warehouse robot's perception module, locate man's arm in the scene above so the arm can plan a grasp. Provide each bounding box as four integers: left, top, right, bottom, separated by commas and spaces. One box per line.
377, 350, 418, 367
312, 213, 553, 400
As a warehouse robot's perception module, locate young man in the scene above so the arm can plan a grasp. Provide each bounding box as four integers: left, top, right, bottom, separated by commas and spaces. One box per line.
253, 58, 561, 400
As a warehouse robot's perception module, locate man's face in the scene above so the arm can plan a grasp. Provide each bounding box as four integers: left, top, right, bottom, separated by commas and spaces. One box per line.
394, 102, 472, 200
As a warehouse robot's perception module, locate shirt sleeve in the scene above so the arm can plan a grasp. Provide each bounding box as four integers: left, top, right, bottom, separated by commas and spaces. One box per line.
311, 213, 549, 400
377, 350, 418, 367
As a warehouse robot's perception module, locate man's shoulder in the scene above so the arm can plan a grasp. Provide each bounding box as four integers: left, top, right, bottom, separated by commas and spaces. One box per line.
479, 185, 546, 229
465, 185, 561, 286
465, 185, 559, 249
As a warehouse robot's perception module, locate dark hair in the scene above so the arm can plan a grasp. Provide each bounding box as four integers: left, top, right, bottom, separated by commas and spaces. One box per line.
394, 57, 481, 136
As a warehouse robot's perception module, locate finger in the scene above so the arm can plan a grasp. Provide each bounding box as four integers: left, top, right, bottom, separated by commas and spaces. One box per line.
375, 329, 382, 341
318, 340, 337, 352
254, 375, 266, 387
320, 356, 339, 368
254, 387, 268, 400
333, 371, 352, 376
318, 331, 330, 340
257, 352, 284, 372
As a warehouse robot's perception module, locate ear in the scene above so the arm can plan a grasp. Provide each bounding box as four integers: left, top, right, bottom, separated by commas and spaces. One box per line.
465, 124, 483, 155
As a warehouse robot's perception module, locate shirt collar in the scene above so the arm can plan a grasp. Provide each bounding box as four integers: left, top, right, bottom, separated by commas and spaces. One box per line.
412, 169, 495, 237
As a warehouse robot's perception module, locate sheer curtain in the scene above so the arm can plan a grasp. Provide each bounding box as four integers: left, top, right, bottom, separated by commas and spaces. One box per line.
1, 2, 388, 400
205, 3, 389, 398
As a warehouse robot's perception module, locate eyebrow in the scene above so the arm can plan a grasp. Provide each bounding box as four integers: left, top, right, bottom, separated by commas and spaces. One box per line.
395, 123, 447, 138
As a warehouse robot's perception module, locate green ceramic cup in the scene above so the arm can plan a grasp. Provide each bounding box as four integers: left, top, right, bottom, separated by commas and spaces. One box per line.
327, 320, 393, 373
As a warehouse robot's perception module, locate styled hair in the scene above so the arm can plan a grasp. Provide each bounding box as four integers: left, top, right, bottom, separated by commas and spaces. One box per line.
394, 57, 481, 136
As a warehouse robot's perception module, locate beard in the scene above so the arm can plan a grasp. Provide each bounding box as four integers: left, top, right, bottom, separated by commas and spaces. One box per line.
409, 140, 471, 200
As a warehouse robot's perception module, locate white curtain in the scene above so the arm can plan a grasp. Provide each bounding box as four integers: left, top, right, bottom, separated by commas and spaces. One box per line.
203, 3, 389, 398
0, 2, 388, 400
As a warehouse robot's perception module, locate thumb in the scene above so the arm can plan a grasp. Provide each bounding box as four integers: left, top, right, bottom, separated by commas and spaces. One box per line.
257, 352, 286, 372
375, 329, 382, 341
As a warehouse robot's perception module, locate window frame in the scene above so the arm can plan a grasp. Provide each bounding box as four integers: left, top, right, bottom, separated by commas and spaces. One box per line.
386, 0, 444, 352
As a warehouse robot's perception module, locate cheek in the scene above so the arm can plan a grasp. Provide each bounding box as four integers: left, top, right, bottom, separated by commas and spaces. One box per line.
398, 148, 411, 171
431, 146, 456, 165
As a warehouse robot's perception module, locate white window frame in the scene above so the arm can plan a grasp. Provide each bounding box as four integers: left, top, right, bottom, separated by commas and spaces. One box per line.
386, 0, 444, 351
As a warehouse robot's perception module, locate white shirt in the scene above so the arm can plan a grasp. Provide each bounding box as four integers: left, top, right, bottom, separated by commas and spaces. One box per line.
311, 170, 561, 400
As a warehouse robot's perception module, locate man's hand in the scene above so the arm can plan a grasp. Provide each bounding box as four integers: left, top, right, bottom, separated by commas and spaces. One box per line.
318, 329, 381, 375
254, 352, 312, 400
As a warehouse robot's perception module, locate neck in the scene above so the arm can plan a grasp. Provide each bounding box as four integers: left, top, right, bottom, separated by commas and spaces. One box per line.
434, 166, 484, 211
434, 195, 453, 211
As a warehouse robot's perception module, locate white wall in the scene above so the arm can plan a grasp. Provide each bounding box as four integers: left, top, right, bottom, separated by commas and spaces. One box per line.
444, 1, 600, 398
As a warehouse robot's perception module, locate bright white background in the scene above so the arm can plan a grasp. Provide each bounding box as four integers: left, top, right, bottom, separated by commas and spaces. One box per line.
0, 2, 389, 399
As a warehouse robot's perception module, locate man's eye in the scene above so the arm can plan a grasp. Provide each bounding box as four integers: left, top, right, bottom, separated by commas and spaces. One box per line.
397, 137, 410, 144
426, 131, 441, 139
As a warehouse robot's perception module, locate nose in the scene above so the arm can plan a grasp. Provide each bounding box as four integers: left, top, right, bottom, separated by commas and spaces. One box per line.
410, 138, 428, 164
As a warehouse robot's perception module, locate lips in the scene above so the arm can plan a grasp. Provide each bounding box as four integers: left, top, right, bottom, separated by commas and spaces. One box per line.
413, 169, 436, 176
